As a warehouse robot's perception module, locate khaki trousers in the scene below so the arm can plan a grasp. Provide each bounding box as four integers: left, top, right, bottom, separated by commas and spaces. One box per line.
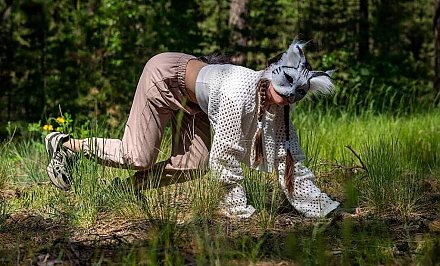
82, 53, 211, 184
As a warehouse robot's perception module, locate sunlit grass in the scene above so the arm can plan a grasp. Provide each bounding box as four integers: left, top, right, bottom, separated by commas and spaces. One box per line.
9, 139, 47, 184
294, 108, 440, 216
243, 169, 284, 230
0, 141, 12, 190
1, 106, 439, 264
295, 106, 440, 166
188, 174, 221, 221
360, 138, 421, 215
3, 109, 439, 221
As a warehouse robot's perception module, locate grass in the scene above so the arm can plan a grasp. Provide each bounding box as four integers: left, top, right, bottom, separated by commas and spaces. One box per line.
0, 105, 439, 264
360, 137, 422, 215
243, 169, 284, 229
294, 108, 440, 217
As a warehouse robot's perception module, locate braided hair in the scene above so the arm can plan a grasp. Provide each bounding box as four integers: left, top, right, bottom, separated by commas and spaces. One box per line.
266, 52, 295, 193
253, 79, 296, 193
252, 78, 270, 167
283, 105, 295, 194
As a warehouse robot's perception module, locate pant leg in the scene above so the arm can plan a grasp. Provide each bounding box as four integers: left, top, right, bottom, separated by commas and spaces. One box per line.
82, 83, 173, 169
168, 110, 211, 171
82, 53, 180, 169
131, 110, 211, 188
82, 52, 211, 175
131, 55, 212, 187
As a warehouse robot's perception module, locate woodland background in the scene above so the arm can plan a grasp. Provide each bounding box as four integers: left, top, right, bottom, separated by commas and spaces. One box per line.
1, 1, 440, 264
0, 0, 438, 137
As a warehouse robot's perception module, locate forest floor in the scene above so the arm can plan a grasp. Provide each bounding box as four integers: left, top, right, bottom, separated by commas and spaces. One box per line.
1, 110, 440, 265
0, 176, 439, 265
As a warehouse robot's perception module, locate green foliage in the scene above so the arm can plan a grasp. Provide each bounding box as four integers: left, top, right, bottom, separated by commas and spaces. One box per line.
0, 0, 437, 138
294, 108, 440, 217
27, 112, 74, 138
0, 1, 439, 263
0, 107, 439, 264
9, 140, 47, 183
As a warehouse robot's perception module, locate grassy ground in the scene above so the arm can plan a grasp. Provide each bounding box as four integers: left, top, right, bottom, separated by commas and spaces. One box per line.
0, 107, 439, 265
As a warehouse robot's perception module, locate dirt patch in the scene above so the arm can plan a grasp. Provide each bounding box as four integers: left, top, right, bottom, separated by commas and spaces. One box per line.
0, 190, 439, 265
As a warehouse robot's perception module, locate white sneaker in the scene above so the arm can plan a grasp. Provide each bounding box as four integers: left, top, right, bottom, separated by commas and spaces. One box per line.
45, 132, 76, 190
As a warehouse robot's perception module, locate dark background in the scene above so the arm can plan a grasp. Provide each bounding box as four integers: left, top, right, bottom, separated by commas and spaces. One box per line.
0, 0, 436, 138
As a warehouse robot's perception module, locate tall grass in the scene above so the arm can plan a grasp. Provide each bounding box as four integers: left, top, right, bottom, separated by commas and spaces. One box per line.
0, 141, 11, 190
300, 79, 434, 117
3, 104, 438, 222
9, 140, 47, 184
294, 106, 439, 217
63, 127, 145, 227
0, 141, 7, 227
360, 138, 421, 215
188, 173, 221, 221
1, 88, 439, 264
243, 169, 284, 229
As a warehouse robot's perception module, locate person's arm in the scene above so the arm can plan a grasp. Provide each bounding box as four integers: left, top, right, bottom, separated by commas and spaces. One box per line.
273, 108, 340, 218
210, 92, 256, 218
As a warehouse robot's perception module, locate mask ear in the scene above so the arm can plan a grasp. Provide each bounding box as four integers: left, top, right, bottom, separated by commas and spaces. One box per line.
282, 42, 305, 68
308, 70, 334, 95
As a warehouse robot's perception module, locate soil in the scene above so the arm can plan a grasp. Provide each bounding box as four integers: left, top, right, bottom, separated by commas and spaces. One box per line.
0, 178, 439, 265
0, 203, 438, 265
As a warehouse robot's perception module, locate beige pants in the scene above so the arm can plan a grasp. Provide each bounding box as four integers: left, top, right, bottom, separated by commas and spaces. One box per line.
82, 53, 211, 184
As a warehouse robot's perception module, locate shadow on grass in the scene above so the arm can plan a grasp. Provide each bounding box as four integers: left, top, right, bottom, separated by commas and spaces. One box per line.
0, 210, 439, 265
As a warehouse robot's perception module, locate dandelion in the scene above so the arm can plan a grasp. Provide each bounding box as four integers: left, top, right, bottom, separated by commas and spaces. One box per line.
43, 124, 54, 131
56, 117, 65, 124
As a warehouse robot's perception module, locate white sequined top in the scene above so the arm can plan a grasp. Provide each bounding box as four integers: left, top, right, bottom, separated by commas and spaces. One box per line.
197, 64, 339, 218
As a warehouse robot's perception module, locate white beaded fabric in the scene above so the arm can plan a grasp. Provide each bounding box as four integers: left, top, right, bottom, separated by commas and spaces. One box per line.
204, 64, 339, 218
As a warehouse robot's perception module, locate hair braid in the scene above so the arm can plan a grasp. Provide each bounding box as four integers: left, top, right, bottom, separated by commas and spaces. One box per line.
284, 105, 295, 194
253, 78, 270, 168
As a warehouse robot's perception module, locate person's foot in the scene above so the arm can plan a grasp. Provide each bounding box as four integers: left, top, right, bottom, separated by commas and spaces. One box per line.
45, 132, 76, 190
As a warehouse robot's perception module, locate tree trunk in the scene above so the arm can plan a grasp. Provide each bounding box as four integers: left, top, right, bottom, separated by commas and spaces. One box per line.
229, 0, 248, 65
434, 0, 440, 96
2, 1, 13, 122
358, 0, 369, 61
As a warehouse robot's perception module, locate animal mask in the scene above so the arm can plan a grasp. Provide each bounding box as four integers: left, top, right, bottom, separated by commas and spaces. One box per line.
268, 41, 334, 104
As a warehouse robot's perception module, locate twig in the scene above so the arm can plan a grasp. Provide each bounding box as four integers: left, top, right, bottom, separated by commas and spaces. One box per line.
58, 104, 63, 117
345, 145, 367, 172
314, 159, 364, 179
2, 125, 17, 149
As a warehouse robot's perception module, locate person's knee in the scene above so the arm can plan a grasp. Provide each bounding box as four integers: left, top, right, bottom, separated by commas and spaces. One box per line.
130, 154, 155, 170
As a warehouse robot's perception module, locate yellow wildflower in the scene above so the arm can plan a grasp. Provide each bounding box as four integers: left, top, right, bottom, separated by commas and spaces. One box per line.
43, 124, 54, 131
56, 117, 65, 124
